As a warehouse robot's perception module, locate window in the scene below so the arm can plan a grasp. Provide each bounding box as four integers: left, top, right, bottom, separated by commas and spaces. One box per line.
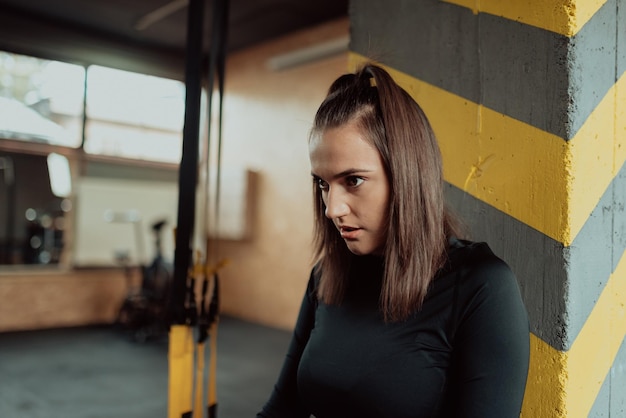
0, 52, 185, 267
0, 51, 84, 147
84, 65, 185, 163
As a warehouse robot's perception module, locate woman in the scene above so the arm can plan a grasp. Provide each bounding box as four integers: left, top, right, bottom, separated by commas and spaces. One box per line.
257, 64, 530, 417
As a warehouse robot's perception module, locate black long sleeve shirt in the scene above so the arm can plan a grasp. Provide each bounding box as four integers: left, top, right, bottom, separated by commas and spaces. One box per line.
257, 239, 530, 417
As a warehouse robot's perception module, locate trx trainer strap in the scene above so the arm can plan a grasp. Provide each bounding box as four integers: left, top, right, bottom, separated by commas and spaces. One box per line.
195, 0, 230, 417
169, 0, 205, 416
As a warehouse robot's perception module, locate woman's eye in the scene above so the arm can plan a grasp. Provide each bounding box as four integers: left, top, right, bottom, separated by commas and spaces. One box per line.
347, 176, 364, 187
316, 178, 329, 190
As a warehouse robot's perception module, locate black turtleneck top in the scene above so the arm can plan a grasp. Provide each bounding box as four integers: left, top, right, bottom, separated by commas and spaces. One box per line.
257, 239, 530, 418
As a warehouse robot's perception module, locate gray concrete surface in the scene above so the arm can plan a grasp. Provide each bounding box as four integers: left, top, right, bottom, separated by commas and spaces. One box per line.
0, 316, 291, 418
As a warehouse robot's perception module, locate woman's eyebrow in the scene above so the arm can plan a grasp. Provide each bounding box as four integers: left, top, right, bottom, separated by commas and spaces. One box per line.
311, 168, 373, 180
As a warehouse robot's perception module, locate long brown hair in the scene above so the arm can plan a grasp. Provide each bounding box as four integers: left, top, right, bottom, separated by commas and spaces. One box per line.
310, 63, 463, 322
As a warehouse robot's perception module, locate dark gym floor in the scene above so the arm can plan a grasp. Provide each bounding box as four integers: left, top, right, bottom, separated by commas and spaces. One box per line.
0, 316, 292, 418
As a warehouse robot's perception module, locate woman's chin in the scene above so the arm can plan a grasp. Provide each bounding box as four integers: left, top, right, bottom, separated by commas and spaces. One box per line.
345, 242, 378, 256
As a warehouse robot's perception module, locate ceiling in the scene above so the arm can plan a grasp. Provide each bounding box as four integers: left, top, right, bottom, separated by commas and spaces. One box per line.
0, 0, 349, 78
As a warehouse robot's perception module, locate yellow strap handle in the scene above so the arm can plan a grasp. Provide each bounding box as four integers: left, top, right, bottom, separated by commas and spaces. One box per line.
208, 323, 218, 418
168, 325, 194, 418
192, 341, 206, 418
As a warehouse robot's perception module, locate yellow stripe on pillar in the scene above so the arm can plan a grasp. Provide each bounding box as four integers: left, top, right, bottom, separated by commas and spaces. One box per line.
564, 250, 626, 416
518, 246, 626, 416
440, 0, 607, 37
516, 248, 626, 417
521, 334, 567, 417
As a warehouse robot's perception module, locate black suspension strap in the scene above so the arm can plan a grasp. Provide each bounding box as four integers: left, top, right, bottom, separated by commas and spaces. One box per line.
170, 0, 205, 328
194, 0, 229, 417
169, 0, 206, 417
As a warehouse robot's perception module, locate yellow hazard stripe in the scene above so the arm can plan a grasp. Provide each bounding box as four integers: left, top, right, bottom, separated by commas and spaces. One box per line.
563, 249, 626, 415
522, 249, 626, 416
521, 333, 566, 417
441, 0, 607, 37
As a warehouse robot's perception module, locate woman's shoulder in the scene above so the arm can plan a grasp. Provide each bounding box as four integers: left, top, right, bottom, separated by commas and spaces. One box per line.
446, 238, 519, 296
305, 264, 322, 302
444, 238, 529, 351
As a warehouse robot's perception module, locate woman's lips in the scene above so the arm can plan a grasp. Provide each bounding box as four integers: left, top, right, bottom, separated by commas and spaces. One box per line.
339, 226, 361, 240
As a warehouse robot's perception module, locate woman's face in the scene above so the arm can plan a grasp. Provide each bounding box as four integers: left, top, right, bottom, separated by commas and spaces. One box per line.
309, 122, 390, 256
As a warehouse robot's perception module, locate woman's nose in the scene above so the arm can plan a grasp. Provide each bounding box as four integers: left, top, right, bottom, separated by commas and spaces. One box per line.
324, 187, 349, 219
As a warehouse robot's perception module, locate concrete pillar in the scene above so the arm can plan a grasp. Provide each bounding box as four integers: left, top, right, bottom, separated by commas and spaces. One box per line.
349, 0, 625, 416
